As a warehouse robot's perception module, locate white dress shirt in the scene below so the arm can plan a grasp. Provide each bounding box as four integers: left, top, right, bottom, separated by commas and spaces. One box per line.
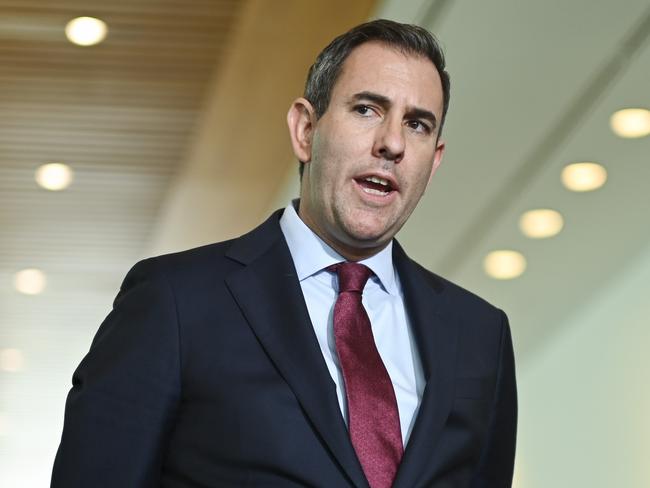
279, 202, 425, 445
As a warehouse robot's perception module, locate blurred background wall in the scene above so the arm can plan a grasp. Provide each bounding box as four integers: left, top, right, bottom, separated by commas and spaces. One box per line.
1, 0, 649, 485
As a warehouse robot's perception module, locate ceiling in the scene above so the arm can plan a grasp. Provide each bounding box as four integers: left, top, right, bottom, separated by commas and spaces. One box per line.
1, 0, 649, 485
0, 0, 242, 275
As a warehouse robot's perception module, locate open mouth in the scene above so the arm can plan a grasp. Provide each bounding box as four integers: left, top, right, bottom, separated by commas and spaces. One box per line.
354, 175, 396, 196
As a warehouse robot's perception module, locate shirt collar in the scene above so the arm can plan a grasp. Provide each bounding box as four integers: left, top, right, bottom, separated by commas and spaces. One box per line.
279, 200, 398, 296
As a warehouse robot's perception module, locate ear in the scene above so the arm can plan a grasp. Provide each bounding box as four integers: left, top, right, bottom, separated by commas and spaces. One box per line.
287, 97, 316, 163
427, 138, 445, 187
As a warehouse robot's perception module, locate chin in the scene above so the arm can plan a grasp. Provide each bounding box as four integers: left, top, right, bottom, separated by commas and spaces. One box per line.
332, 207, 399, 245
342, 221, 393, 246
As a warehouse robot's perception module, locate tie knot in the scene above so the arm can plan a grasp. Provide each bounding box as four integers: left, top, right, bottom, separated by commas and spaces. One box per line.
328, 262, 372, 293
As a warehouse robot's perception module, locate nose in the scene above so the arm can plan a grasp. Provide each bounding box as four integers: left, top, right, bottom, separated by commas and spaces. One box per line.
372, 116, 405, 163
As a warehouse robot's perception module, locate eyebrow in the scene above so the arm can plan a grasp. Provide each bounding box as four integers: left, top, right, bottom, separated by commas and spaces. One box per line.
350, 91, 438, 130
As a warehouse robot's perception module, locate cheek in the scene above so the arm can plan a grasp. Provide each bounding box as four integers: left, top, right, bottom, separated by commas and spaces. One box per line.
309, 137, 332, 182
403, 160, 435, 200
318, 119, 369, 161
312, 139, 352, 184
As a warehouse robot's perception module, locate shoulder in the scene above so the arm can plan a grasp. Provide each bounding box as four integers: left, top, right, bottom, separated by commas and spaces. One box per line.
406, 259, 513, 377
121, 210, 286, 302
397, 250, 512, 379
125, 209, 286, 287
122, 239, 235, 287
404, 256, 507, 328
426, 261, 501, 312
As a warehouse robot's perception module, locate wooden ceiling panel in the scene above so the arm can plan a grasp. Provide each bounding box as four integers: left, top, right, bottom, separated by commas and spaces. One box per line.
0, 0, 246, 338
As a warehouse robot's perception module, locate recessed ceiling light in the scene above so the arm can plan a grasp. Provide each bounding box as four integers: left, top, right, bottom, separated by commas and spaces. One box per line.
483, 250, 527, 280
14, 268, 47, 295
561, 162, 607, 192
610, 108, 650, 138
35, 163, 74, 191
0, 349, 24, 373
519, 209, 564, 239
65, 16, 108, 46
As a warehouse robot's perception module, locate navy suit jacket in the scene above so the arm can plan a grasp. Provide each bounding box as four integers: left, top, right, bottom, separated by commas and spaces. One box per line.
51, 210, 517, 487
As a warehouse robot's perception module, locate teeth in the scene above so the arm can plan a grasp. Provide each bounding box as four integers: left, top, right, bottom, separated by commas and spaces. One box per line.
362, 187, 389, 196
364, 176, 389, 186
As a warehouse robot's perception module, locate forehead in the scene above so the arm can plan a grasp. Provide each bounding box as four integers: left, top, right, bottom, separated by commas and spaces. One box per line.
331, 41, 444, 115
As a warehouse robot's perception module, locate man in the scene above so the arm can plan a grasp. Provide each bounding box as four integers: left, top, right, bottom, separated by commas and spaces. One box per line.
52, 19, 516, 488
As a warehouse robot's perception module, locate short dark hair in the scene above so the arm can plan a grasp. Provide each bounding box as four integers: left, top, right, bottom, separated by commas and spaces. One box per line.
299, 19, 451, 178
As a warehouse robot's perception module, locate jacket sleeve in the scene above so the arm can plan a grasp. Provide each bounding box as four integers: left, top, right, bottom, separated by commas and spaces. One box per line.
471, 310, 518, 487
51, 258, 181, 488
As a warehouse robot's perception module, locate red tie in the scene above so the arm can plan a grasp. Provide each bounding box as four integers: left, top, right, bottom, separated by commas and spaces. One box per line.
329, 262, 403, 488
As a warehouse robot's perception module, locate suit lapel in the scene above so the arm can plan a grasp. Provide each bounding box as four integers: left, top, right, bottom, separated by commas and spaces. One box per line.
392, 242, 460, 488
224, 212, 368, 488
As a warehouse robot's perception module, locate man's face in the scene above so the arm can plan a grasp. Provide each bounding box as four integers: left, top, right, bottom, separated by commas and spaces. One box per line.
292, 41, 445, 259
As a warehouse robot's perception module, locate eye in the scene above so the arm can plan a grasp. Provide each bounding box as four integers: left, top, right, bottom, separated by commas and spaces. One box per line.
406, 120, 432, 134
353, 104, 375, 117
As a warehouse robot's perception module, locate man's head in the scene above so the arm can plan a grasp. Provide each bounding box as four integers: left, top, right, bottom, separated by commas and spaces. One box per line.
301, 19, 450, 177
287, 19, 450, 261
